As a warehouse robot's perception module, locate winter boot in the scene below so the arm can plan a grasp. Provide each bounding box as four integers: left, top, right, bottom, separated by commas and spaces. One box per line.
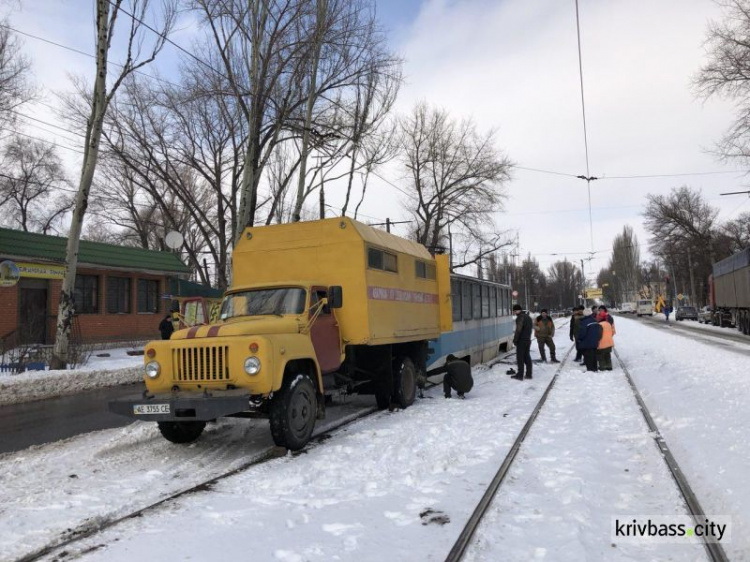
524, 373, 533, 379
512, 374, 524, 380
550, 355, 560, 363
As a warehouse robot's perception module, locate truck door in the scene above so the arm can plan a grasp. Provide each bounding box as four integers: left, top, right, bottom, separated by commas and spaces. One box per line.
310, 287, 342, 373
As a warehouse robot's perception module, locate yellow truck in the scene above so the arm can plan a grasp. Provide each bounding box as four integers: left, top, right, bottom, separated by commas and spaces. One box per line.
109, 218, 452, 450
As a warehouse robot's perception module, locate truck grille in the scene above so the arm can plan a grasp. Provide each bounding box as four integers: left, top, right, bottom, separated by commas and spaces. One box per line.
173, 346, 230, 382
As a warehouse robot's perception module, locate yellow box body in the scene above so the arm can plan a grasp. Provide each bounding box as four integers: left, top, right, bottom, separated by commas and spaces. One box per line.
143, 218, 452, 397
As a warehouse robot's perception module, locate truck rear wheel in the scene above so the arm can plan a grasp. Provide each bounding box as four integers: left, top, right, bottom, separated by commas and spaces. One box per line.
269, 375, 317, 451
158, 421, 206, 444
393, 357, 417, 409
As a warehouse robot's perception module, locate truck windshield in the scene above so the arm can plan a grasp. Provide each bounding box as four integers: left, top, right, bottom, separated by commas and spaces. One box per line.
220, 288, 306, 319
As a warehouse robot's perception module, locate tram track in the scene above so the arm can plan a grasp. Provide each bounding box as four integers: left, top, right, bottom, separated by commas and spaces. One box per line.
444, 343, 576, 562
445, 344, 729, 562
15, 403, 383, 562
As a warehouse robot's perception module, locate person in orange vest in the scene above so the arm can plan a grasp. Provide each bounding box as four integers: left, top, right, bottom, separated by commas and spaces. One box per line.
596, 310, 615, 371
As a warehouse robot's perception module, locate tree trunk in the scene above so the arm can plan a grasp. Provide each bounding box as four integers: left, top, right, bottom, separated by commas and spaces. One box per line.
50, 0, 109, 369
292, 0, 326, 222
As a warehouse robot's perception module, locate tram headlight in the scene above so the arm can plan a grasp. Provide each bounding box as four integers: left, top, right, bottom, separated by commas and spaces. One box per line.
244, 356, 261, 375
145, 361, 161, 379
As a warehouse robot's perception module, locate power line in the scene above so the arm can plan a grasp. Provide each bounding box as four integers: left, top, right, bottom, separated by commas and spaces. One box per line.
574, 0, 594, 254
0, 127, 85, 155
100, 0, 231, 84
0, 23, 182, 90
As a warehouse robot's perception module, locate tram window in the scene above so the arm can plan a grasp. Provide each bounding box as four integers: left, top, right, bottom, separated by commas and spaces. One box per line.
462, 281, 472, 320
496, 287, 502, 316
490, 287, 497, 317
451, 279, 461, 321
472, 283, 481, 319
506, 288, 511, 314
482, 285, 489, 318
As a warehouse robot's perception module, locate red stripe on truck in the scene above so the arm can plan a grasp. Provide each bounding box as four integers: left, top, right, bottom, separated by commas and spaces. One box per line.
367, 286, 438, 304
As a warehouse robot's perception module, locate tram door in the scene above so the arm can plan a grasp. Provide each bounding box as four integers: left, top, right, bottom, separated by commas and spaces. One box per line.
18, 279, 48, 343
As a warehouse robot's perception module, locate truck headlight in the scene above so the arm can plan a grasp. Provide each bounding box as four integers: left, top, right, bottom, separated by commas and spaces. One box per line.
145, 361, 161, 379
244, 356, 261, 375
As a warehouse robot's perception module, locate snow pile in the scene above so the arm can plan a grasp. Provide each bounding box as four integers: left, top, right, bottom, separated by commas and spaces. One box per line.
0, 347, 144, 405
0, 365, 142, 406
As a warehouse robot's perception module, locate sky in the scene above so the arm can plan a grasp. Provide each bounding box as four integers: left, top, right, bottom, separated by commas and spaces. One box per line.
3, 0, 749, 282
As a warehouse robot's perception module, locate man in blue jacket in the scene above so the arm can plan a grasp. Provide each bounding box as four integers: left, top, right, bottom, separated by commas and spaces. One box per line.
577, 307, 602, 372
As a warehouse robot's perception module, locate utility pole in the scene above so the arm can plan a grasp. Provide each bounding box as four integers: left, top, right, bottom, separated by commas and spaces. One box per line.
580, 258, 586, 307
687, 248, 697, 307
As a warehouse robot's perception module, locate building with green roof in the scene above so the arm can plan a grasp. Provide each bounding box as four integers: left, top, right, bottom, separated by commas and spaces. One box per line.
0, 228, 196, 346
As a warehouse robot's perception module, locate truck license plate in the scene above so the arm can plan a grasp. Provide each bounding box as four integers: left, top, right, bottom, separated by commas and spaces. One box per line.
133, 404, 170, 415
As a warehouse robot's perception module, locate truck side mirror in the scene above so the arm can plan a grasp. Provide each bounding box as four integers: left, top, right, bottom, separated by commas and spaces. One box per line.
328, 286, 343, 309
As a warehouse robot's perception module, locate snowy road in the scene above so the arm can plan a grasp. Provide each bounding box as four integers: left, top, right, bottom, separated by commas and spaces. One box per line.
4, 337, 572, 561
0, 396, 375, 561
463, 351, 706, 561
2, 316, 746, 561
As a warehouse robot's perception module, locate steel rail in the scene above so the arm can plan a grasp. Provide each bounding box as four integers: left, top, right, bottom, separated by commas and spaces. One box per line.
14, 404, 381, 562
614, 349, 729, 562
444, 343, 576, 562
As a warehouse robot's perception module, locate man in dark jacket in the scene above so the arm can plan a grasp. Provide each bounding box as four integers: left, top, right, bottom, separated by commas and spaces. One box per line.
512, 304, 533, 380
569, 306, 584, 362
535, 309, 558, 362
443, 355, 473, 398
158, 314, 174, 340
577, 308, 602, 371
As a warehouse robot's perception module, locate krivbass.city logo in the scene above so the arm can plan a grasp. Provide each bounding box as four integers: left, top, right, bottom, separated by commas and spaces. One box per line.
611, 515, 731, 544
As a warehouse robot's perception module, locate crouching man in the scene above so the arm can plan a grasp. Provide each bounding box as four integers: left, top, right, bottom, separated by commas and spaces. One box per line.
444, 354, 473, 399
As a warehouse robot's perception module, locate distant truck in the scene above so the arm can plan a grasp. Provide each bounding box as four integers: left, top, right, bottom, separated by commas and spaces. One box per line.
708, 248, 750, 334
620, 302, 635, 314
636, 299, 654, 317
110, 218, 452, 450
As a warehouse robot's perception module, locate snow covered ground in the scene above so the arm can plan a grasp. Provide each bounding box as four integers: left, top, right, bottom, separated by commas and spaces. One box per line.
615, 315, 750, 560
464, 346, 704, 560
1, 322, 571, 562
2, 316, 746, 561
0, 347, 144, 405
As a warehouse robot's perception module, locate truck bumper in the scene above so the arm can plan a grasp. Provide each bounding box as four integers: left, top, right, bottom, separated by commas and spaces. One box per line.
108, 389, 255, 422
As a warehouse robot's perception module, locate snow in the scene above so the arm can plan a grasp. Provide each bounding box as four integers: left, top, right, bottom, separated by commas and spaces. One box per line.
614, 315, 750, 560
464, 348, 704, 560
1, 317, 746, 560
0, 347, 144, 405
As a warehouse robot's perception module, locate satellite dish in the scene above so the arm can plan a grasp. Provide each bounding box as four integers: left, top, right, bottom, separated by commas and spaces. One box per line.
165, 231, 184, 250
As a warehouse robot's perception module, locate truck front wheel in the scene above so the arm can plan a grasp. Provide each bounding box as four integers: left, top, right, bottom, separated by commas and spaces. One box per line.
158, 421, 206, 444
269, 375, 317, 451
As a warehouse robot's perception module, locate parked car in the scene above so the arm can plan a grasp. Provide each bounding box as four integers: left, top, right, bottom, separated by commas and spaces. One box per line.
636, 299, 654, 317
699, 306, 734, 327
675, 306, 698, 321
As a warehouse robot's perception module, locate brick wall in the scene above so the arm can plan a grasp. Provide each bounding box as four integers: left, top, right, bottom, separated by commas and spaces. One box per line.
0, 285, 17, 339
1, 266, 171, 345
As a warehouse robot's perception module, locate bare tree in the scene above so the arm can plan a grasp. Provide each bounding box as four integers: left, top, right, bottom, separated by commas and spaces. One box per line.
399, 102, 513, 264
51, 0, 176, 369
695, 0, 750, 162
721, 211, 750, 252
607, 225, 641, 304
0, 22, 33, 126
643, 186, 721, 305
0, 136, 70, 233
